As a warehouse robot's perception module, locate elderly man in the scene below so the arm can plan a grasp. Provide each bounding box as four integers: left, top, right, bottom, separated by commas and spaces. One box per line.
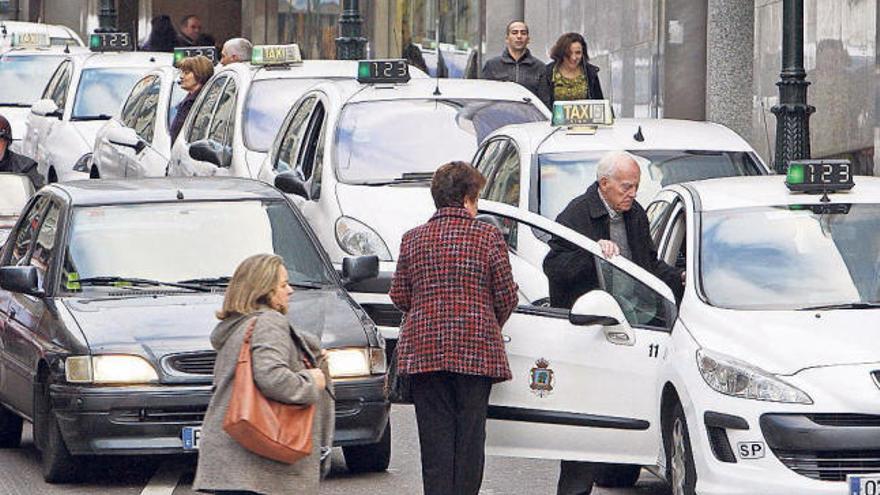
481, 20, 544, 98
220, 38, 252, 65
0, 115, 43, 189
543, 150, 683, 495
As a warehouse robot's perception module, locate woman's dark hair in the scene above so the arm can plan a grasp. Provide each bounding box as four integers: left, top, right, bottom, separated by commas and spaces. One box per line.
144, 15, 177, 53
549, 32, 589, 65
431, 161, 487, 209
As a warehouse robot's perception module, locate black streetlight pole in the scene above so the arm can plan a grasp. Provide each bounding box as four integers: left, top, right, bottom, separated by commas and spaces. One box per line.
771, 0, 814, 173
97, 0, 117, 31
336, 0, 366, 60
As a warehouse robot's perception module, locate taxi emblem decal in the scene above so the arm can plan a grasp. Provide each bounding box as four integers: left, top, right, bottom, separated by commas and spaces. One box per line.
530, 358, 554, 398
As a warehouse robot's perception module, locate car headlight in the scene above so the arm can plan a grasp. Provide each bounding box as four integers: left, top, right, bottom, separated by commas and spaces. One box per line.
326, 348, 386, 378
73, 153, 92, 173
335, 216, 392, 261
696, 349, 812, 404
65, 355, 159, 384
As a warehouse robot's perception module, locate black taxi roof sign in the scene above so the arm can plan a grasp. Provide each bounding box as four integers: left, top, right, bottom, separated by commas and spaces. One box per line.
357, 59, 410, 84
552, 99, 613, 127
785, 159, 854, 194
89, 32, 134, 52
12, 32, 50, 48
251, 44, 302, 66
174, 46, 218, 66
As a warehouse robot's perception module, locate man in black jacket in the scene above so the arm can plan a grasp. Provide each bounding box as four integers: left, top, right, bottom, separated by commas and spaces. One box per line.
0, 115, 43, 189
480, 21, 544, 98
543, 150, 683, 495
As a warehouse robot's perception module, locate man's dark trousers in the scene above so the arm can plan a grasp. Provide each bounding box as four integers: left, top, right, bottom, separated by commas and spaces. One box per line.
411, 371, 493, 495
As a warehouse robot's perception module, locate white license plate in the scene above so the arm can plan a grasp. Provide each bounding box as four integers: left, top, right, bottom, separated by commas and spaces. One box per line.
182, 426, 201, 450
848, 474, 880, 495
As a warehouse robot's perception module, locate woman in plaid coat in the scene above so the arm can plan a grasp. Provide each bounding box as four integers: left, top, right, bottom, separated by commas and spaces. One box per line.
390, 161, 519, 495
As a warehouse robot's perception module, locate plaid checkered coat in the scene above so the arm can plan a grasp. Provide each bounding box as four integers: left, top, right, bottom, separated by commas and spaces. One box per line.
390, 207, 519, 381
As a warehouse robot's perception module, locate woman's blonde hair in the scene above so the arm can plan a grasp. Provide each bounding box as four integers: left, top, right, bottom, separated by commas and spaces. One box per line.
217, 254, 285, 319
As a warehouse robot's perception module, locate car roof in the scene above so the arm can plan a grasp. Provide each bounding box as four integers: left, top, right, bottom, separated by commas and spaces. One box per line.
673, 176, 880, 211
0, 21, 84, 45
46, 178, 286, 206
245, 59, 429, 82
75, 51, 173, 69
332, 78, 542, 104
1, 45, 88, 56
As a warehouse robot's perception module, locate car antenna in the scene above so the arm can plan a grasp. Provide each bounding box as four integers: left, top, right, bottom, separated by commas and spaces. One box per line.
176, 190, 184, 200
432, 3, 441, 96
64, 43, 70, 54
633, 125, 645, 142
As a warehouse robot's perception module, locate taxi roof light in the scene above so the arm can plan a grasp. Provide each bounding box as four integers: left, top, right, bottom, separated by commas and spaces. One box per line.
785, 159, 854, 194
174, 46, 218, 66
357, 59, 410, 84
89, 31, 134, 52
11, 32, 50, 48
552, 99, 613, 129
251, 44, 302, 66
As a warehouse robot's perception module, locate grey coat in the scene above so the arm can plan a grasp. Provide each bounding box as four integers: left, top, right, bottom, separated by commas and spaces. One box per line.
193, 309, 334, 495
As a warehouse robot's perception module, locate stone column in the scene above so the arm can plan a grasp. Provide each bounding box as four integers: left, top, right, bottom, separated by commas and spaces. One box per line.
706, 0, 754, 142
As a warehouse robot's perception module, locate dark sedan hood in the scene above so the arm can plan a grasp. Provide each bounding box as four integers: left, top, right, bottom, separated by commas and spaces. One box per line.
62, 288, 369, 359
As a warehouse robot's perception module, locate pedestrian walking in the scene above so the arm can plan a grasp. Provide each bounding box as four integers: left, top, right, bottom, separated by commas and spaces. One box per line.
141, 14, 176, 52
169, 55, 213, 144
221, 38, 253, 65
193, 253, 334, 495
0, 115, 42, 189
481, 21, 544, 98
390, 161, 519, 495
538, 32, 604, 110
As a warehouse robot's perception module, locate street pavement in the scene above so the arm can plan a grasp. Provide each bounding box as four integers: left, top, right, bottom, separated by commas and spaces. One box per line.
0, 406, 669, 495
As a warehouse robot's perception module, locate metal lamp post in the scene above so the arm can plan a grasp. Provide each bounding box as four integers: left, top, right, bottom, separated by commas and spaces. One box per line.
336, 0, 366, 60
771, 0, 814, 173
98, 0, 118, 31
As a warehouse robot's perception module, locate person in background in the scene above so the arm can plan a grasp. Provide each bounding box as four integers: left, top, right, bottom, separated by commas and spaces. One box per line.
390, 161, 519, 495
481, 20, 544, 99
538, 32, 604, 110
0, 115, 43, 189
141, 14, 177, 52
220, 38, 253, 65
178, 14, 202, 46
169, 55, 213, 144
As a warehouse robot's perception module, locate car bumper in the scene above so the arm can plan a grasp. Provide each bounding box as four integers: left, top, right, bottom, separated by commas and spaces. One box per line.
333, 374, 390, 447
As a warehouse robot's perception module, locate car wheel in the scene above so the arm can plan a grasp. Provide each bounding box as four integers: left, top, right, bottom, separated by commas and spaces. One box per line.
37, 382, 79, 483
593, 463, 641, 488
342, 422, 391, 473
0, 404, 23, 448
665, 402, 697, 495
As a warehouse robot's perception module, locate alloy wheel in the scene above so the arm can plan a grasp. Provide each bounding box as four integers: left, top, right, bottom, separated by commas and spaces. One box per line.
671, 417, 688, 495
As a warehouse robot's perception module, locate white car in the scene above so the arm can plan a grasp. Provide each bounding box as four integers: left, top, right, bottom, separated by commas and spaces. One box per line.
0, 173, 34, 246
21, 48, 172, 182
91, 66, 186, 178
480, 166, 880, 495
0, 21, 84, 51
261, 68, 549, 340
166, 47, 429, 179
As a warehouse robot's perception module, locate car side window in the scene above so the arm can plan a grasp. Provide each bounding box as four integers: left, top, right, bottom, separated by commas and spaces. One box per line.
297, 101, 326, 184
597, 258, 673, 330
275, 96, 317, 173
132, 77, 162, 143
119, 75, 154, 129
29, 202, 60, 289
187, 76, 226, 143
476, 140, 508, 193
484, 143, 521, 207
6, 196, 49, 267
309, 120, 327, 200
208, 78, 237, 147
49, 61, 72, 111
646, 200, 673, 248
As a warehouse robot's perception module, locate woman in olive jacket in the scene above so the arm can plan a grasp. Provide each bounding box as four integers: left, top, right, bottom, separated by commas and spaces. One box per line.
194, 254, 334, 495
538, 32, 604, 110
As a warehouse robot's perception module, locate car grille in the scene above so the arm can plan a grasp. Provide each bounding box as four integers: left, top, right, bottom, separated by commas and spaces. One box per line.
166, 352, 216, 375
774, 450, 880, 481
113, 406, 206, 424
806, 414, 880, 427
362, 303, 403, 327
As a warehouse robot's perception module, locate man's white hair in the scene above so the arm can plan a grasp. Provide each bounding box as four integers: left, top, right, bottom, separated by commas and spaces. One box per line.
596, 150, 638, 180
223, 38, 253, 61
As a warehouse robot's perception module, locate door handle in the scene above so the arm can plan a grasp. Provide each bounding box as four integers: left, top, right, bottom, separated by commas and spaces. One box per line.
502, 334, 511, 343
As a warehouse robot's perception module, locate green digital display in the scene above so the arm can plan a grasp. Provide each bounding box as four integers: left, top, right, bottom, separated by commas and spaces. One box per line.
174, 46, 217, 66
357, 59, 410, 84
89, 32, 133, 52
785, 160, 854, 193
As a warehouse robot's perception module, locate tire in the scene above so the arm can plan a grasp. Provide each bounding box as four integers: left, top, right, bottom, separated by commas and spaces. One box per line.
342, 422, 391, 473
664, 402, 697, 495
36, 381, 79, 483
593, 463, 641, 488
0, 404, 23, 448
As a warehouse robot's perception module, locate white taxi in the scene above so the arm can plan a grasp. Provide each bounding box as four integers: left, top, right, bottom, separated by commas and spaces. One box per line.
260, 59, 549, 339
478, 161, 880, 495
20, 32, 171, 182
0, 21, 84, 51
166, 46, 428, 178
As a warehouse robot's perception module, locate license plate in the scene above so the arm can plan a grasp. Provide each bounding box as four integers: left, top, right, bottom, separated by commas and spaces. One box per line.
182, 426, 201, 450
848, 474, 880, 495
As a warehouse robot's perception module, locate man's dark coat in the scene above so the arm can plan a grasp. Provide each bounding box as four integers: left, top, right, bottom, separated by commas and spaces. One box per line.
0, 148, 43, 189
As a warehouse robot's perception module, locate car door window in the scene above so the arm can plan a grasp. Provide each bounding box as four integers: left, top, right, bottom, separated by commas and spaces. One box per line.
646, 200, 673, 248
597, 256, 674, 330
476, 140, 508, 188
28, 202, 60, 289
297, 101, 326, 184
187, 76, 226, 143
309, 120, 327, 200
119, 75, 155, 129
208, 78, 237, 147
132, 77, 162, 143
274, 96, 317, 173
6, 196, 49, 266
484, 143, 521, 207
49, 61, 72, 111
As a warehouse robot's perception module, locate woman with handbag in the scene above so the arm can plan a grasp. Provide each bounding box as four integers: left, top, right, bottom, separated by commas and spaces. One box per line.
194, 254, 333, 495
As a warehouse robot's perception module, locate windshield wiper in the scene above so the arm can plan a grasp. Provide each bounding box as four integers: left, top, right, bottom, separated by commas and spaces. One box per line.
70, 114, 112, 121
360, 172, 434, 186
799, 302, 880, 311
177, 276, 231, 286
290, 280, 327, 290
77, 276, 212, 292
0, 103, 30, 107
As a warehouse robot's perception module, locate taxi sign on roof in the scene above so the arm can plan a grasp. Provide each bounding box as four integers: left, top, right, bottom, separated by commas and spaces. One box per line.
785, 159, 854, 194
357, 59, 410, 84
252, 44, 302, 66
89, 32, 134, 52
552, 99, 613, 127
12, 32, 49, 48
174, 46, 218, 66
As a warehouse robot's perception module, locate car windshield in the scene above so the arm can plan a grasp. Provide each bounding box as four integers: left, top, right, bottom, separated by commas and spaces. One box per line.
0, 175, 33, 215
0, 54, 66, 105
243, 78, 339, 152
701, 204, 880, 310
167, 78, 187, 129
538, 150, 763, 221
72, 68, 145, 120
63, 200, 335, 288
336, 99, 546, 183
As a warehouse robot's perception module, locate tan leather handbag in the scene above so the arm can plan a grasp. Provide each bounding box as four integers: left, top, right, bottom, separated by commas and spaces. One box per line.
223, 318, 316, 464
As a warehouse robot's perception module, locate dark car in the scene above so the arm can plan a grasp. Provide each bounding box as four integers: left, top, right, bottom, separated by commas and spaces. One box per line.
0, 177, 390, 482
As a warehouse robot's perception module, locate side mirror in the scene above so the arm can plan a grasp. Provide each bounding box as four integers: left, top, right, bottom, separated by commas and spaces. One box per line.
189, 139, 231, 168
342, 255, 379, 285
0, 266, 43, 296
569, 290, 633, 345
274, 171, 309, 198
107, 126, 146, 153
31, 99, 61, 119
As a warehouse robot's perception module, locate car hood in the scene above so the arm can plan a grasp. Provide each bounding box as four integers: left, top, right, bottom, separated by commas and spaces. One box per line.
336, 182, 436, 259
682, 305, 880, 375
62, 288, 369, 359
72, 120, 107, 149
0, 106, 30, 141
